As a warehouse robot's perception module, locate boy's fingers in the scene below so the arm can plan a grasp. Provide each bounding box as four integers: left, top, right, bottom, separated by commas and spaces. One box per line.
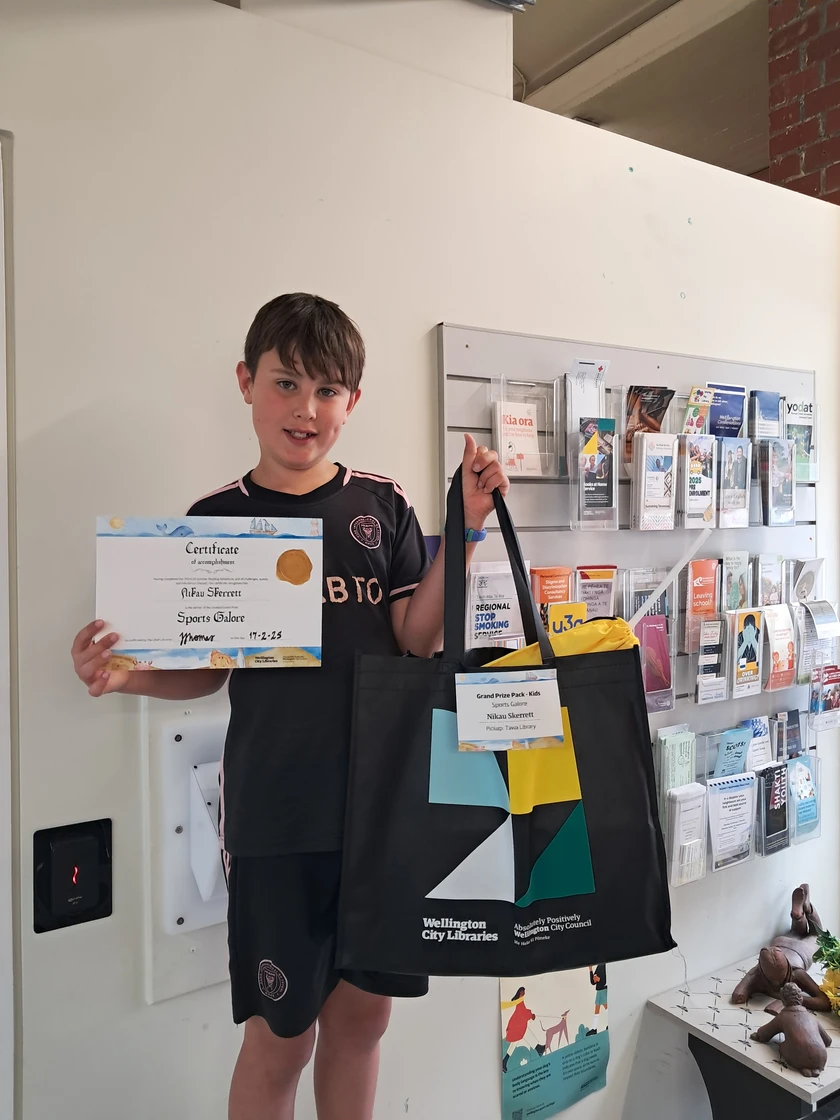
477, 465, 508, 495
77, 632, 119, 669
88, 671, 109, 698
72, 619, 104, 656
462, 433, 478, 475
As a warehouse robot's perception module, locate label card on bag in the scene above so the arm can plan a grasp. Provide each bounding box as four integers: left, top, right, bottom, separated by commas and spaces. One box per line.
455, 669, 564, 751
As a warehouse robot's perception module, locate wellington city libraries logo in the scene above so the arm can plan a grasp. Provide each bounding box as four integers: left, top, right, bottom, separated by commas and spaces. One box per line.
350, 515, 382, 550
258, 960, 288, 1001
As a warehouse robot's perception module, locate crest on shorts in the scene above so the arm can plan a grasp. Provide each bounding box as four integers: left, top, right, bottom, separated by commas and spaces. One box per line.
257, 959, 288, 1001
350, 515, 382, 550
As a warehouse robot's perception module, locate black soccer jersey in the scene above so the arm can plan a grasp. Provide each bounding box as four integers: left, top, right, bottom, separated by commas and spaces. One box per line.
188, 466, 430, 855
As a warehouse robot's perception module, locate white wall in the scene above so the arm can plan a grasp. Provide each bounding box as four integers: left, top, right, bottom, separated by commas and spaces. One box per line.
242, 0, 513, 97
1, 3, 839, 1119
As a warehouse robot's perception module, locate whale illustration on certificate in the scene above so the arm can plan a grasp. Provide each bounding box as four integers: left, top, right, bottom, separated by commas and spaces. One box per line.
95, 516, 323, 669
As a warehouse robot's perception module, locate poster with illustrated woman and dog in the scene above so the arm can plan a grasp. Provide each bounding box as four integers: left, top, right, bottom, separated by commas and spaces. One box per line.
500, 965, 609, 1119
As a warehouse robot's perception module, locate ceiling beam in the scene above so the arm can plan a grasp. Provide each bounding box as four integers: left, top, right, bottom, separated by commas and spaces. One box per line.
525, 0, 757, 115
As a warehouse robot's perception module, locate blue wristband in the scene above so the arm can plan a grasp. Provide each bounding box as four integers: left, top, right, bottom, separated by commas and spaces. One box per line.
465, 527, 487, 543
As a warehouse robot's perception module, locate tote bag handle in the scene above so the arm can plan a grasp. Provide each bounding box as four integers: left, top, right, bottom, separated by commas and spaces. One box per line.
442, 467, 553, 665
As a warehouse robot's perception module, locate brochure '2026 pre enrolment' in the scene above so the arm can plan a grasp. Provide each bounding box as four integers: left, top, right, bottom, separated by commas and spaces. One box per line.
95, 516, 323, 669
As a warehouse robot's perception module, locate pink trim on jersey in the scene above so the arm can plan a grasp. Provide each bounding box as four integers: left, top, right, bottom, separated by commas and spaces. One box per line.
218, 754, 226, 847
390, 582, 420, 598
342, 466, 352, 486
351, 471, 411, 507
190, 480, 240, 505
237, 477, 249, 496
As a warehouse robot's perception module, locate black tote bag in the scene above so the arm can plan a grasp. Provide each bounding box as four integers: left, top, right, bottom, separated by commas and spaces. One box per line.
336, 471, 674, 977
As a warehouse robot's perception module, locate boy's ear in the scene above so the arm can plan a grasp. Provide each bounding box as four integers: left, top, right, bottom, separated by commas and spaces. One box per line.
344, 388, 362, 420
236, 361, 254, 405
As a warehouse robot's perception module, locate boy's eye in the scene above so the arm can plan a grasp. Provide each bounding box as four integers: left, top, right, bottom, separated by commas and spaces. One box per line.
319, 387, 337, 398
277, 380, 296, 391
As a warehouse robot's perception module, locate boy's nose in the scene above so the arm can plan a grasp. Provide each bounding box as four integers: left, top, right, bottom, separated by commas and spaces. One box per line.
294, 399, 317, 420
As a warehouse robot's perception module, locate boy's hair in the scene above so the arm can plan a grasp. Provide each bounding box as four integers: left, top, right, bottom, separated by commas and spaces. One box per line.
244, 293, 365, 392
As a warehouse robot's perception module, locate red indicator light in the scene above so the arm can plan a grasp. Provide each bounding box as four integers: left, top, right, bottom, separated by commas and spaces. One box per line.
72, 866, 79, 886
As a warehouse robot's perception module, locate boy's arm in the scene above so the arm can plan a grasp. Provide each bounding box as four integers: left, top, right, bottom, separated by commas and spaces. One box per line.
116, 667, 229, 701
392, 435, 509, 657
71, 620, 229, 701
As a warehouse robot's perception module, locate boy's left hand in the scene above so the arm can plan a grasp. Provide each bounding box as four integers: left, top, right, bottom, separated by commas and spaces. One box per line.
462, 433, 510, 530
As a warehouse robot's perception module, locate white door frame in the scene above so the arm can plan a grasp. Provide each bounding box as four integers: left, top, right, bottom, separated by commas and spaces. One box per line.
0, 134, 16, 1120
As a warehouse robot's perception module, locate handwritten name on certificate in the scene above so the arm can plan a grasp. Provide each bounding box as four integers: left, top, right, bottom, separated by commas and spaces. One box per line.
95, 516, 323, 669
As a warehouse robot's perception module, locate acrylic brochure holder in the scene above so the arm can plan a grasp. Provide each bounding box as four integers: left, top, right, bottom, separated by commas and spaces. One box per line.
490, 373, 561, 480
619, 568, 676, 713
572, 422, 619, 531
762, 603, 797, 693
727, 607, 764, 701
689, 614, 729, 705
677, 433, 718, 529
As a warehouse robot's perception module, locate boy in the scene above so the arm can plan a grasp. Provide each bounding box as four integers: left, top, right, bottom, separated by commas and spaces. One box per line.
70, 293, 508, 1120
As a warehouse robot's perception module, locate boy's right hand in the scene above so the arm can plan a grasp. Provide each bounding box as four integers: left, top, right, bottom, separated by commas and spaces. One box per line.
71, 620, 129, 697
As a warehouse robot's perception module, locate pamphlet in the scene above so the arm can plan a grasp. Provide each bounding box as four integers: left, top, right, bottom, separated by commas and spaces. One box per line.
793, 558, 824, 602
718, 437, 751, 528
757, 762, 790, 856
741, 716, 773, 770
578, 417, 616, 525
785, 399, 817, 482
707, 382, 746, 438
749, 390, 783, 439
565, 360, 608, 450
681, 386, 714, 436
764, 604, 796, 691
695, 619, 726, 704
494, 401, 542, 476
531, 566, 573, 631
678, 434, 716, 528
712, 727, 752, 777
796, 599, 840, 683
730, 608, 762, 699
707, 772, 756, 871
625, 386, 675, 463
759, 439, 796, 527
655, 728, 696, 822
780, 709, 804, 759
665, 783, 707, 886
788, 755, 819, 837
637, 615, 673, 712
576, 566, 617, 617
721, 550, 750, 611
467, 562, 529, 648
756, 554, 784, 606
632, 432, 677, 531
682, 557, 720, 654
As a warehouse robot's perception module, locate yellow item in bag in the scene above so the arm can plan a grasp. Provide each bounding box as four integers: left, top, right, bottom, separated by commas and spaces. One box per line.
488, 616, 638, 668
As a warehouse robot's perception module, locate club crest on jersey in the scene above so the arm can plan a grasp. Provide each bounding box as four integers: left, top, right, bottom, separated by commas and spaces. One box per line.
350, 515, 382, 550
257, 960, 288, 1001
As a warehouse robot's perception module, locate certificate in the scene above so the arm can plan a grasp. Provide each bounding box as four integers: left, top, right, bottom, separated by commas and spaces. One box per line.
96, 516, 323, 669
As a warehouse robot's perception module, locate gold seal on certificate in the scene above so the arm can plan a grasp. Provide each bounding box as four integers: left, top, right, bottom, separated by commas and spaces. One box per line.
95, 516, 323, 669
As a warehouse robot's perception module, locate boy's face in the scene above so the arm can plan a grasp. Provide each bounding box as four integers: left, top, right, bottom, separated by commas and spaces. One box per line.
237, 349, 360, 472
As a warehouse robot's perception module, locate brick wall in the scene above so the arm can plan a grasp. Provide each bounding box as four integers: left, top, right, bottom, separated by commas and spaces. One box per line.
769, 0, 840, 201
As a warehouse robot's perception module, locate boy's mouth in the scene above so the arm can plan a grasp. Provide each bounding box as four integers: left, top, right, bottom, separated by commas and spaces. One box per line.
285, 429, 317, 442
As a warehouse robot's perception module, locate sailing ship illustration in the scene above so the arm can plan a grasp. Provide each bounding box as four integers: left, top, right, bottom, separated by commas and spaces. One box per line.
250, 517, 277, 535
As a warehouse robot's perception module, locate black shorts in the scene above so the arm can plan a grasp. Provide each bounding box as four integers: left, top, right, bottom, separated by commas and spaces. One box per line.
227, 851, 428, 1038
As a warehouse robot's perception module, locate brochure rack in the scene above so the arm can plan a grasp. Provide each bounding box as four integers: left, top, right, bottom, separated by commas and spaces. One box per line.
439, 323, 824, 889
